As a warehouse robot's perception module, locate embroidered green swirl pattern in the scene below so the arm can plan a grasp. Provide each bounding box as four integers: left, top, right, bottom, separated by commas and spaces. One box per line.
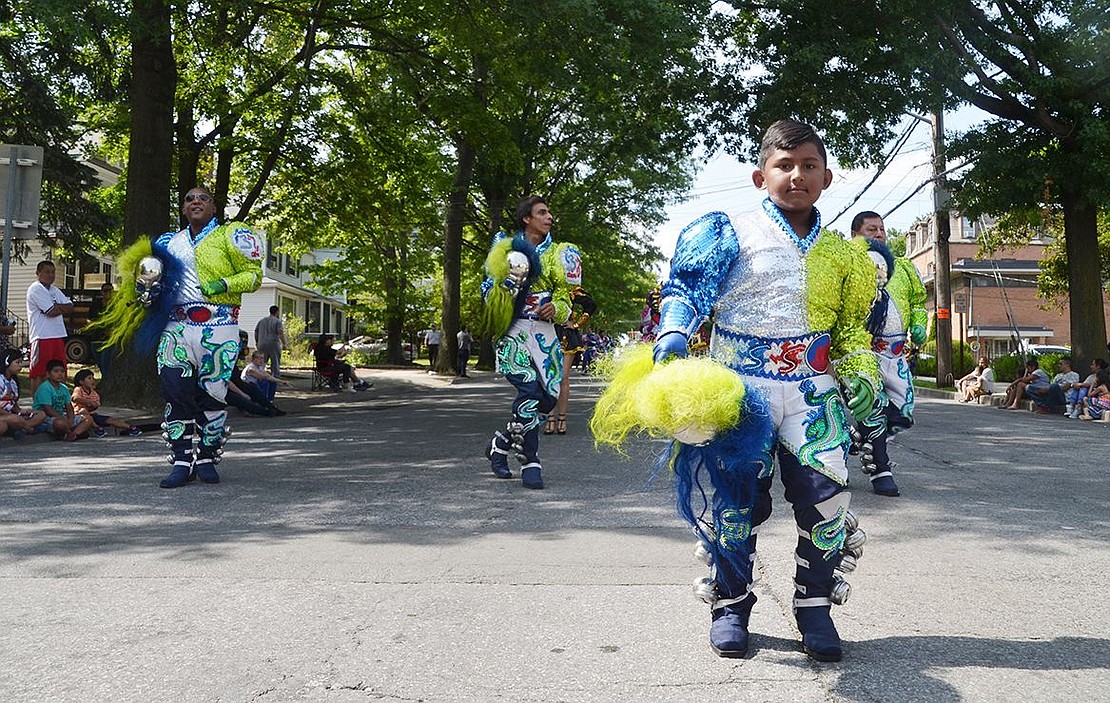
810, 506, 847, 558
797, 379, 850, 479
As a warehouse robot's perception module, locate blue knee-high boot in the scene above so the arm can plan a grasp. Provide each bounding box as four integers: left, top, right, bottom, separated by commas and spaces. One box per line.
792, 495, 851, 662
194, 410, 227, 484
159, 419, 196, 489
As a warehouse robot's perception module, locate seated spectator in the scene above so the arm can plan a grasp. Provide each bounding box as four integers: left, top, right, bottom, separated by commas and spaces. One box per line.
32, 359, 95, 440
71, 369, 142, 437
1066, 358, 1108, 418
957, 356, 994, 402
241, 349, 292, 401
314, 334, 371, 393
1031, 357, 1079, 414
0, 348, 46, 437
1000, 359, 1049, 410
228, 347, 286, 416
1079, 369, 1110, 420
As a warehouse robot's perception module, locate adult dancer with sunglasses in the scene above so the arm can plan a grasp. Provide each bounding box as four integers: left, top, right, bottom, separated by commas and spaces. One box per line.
92, 186, 263, 488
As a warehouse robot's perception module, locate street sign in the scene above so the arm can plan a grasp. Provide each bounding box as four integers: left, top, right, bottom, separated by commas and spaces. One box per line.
0, 144, 44, 236
953, 292, 967, 314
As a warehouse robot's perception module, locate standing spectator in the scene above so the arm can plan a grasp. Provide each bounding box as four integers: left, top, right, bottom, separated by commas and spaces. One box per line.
425, 324, 441, 366
1001, 359, 1049, 410
33, 359, 95, 441
1066, 358, 1107, 418
254, 305, 287, 392
71, 369, 142, 436
0, 348, 46, 437
26, 261, 73, 395
456, 325, 472, 377
84, 282, 115, 379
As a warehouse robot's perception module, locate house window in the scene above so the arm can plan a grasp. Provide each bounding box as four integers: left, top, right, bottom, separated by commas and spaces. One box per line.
280, 296, 296, 318
266, 238, 279, 272
284, 254, 298, 278
305, 300, 322, 334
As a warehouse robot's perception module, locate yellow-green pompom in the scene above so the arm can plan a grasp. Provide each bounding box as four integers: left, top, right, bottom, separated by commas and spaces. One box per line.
590, 344, 746, 450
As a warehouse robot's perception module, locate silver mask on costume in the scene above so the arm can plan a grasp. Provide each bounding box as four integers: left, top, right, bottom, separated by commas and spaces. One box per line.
507, 251, 530, 287
135, 257, 163, 308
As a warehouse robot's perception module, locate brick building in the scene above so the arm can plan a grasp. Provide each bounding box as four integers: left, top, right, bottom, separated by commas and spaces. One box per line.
904, 213, 1110, 361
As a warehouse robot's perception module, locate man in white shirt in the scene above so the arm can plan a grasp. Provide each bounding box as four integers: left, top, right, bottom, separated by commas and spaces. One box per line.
25, 261, 73, 394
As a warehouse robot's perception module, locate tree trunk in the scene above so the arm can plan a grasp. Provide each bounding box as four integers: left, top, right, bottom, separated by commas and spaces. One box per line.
1062, 187, 1104, 371
438, 138, 475, 374
105, 0, 176, 408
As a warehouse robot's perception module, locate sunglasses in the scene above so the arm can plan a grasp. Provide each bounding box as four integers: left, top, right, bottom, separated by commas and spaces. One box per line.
184, 192, 213, 203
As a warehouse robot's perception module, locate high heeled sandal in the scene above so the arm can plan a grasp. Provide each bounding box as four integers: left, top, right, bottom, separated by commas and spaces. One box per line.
556, 414, 567, 434
544, 416, 557, 434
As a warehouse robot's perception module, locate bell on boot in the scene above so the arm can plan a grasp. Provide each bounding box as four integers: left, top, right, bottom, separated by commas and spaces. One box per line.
795, 606, 842, 662
485, 437, 512, 478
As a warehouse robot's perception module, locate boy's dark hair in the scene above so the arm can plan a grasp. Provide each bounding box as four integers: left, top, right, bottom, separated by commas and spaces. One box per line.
1025, 359, 1040, 370
46, 359, 65, 373
1097, 358, 1109, 370
514, 196, 548, 232
269, 305, 279, 314
74, 369, 95, 384
851, 211, 882, 234
758, 119, 827, 169
2, 348, 20, 368
36, 260, 56, 273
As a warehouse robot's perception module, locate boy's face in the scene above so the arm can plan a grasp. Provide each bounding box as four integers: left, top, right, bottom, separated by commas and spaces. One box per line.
752, 143, 832, 218
79, 375, 96, 391
5, 359, 20, 376
48, 365, 66, 383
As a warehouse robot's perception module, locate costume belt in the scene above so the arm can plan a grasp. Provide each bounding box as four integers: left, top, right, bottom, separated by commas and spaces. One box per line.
715, 328, 831, 380
521, 290, 553, 319
872, 334, 907, 358
171, 302, 240, 326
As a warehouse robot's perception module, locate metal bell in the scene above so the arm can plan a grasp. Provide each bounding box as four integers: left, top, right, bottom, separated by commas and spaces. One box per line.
692, 576, 717, 605
843, 511, 859, 533
835, 554, 858, 574
693, 540, 714, 566
829, 577, 851, 605
844, 527, 867, 552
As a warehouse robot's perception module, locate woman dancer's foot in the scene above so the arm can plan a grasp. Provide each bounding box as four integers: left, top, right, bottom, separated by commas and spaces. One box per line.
556, 414, 567, 434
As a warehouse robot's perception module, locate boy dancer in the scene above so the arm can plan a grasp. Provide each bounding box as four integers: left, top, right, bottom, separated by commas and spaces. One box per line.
850, 212, 927, 496
595, 120, 879, 661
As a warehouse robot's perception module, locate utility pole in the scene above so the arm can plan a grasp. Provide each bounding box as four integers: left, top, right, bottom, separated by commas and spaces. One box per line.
931, 110, 954, 386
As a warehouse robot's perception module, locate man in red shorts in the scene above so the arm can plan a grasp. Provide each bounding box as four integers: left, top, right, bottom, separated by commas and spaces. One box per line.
25, 260, 73, 394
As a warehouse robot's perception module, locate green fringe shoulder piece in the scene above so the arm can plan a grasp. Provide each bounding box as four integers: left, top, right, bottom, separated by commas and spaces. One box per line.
480, 237, 517, 338
805, 233, 880, 388
86, 237, 152, 351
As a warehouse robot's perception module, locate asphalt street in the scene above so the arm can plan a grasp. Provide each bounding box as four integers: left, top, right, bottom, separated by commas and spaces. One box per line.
1, 367, 1108, 702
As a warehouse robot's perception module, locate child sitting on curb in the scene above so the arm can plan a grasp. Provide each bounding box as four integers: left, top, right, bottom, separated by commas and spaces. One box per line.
32, 359, 95, 441
71, 369, 143, 437
0, 348, 47, 438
